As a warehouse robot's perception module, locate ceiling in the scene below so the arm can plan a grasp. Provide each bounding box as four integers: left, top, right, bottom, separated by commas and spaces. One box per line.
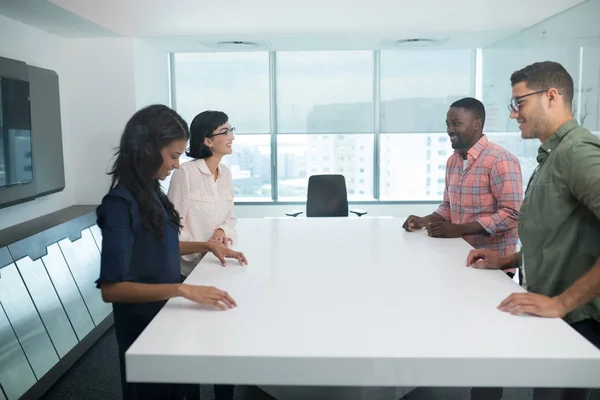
0, 0, 592, 50
0, 0, 115, 37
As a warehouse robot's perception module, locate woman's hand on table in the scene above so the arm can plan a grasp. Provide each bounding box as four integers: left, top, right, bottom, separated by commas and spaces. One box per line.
211, 229, 233, 248
178, 284, 237, 310
208, 242, 248, 267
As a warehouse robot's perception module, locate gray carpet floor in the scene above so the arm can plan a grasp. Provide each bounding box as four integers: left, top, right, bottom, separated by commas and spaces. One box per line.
40, 326, 600, 400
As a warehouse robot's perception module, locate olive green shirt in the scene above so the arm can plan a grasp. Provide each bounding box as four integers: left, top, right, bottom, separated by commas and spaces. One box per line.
519, 119, 600, 324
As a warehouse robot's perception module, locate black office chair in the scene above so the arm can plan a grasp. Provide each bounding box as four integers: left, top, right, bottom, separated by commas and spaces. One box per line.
286, 174, 368, 218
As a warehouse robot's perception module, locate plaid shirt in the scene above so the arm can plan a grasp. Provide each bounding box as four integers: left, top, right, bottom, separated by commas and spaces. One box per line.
434, 135, 523, 256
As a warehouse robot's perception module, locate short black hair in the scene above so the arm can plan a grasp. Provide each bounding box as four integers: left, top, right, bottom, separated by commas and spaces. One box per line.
450, 97, 486, 127
186, 110, 229, 159
510, 61, 574, 106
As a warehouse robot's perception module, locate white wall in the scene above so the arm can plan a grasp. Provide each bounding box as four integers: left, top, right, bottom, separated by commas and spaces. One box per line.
0, 15, 73, 230
133, 39, 170, 109
60, 38, 138, 206
60, 38, 172, 207
61, 38, 173, 206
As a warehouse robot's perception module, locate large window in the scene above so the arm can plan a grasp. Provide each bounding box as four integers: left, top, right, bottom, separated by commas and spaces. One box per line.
275, 51, 375, 200
171, 47, 596, 202
276, 51, 373, 133
172, 52, 272, 200
380, 50, 474, 133
378, 50, 474, 201
173, 52, 270, 133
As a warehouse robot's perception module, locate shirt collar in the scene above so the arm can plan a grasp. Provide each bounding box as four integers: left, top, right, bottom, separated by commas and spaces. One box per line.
537, 119, 579, 163
460, 134, 488, 161
195, 159, 213, 176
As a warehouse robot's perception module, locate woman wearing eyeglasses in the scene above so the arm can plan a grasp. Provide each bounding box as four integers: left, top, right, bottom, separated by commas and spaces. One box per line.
168, 110, 246, 275
167, 110, 246, 400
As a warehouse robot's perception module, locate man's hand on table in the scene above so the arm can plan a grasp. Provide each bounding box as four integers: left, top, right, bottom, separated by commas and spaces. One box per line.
426, 221, 464, 238
496, 293, 567, 318
466, 248, 505, 269
402, 215, 428, 231
467, 249, 567, 318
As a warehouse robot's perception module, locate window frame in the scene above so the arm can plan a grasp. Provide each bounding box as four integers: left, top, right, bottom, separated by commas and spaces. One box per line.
169, 49, 481, 205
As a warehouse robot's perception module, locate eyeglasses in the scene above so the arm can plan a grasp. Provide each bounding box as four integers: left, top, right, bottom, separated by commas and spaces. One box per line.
508, 89, 548, 113
209, 127, 236, 138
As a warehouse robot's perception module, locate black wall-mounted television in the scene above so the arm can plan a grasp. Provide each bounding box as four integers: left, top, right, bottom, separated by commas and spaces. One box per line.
0, 76, 33, 189
0, 56, 65, 211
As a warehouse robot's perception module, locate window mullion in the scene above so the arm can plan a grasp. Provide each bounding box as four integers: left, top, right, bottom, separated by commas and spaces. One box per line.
373, 50, 381, 200
269, 51, 279, 201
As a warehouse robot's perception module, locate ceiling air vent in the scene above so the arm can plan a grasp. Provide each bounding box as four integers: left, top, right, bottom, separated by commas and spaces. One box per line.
200, 41, 268, 50
391, 38, 447, 47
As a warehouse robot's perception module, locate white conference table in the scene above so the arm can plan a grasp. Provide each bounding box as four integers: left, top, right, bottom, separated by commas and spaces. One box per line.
126, 217, 600, 399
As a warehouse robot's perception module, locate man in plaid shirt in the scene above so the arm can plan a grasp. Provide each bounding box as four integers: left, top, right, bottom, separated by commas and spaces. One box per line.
402, 97, 523, 400
403, 97, 523, 261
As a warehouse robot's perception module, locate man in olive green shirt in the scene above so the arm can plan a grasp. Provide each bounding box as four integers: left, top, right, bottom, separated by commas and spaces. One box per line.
467, 61, 600, 400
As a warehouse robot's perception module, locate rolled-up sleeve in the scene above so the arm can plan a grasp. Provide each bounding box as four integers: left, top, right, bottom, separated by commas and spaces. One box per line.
565, 141, 600, 220
433, 169, 452, 221
476, 156, 523, 236
95, 195, 134, 288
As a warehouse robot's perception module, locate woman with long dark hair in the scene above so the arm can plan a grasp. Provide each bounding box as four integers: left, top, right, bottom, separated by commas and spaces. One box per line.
95, 104, 239, 400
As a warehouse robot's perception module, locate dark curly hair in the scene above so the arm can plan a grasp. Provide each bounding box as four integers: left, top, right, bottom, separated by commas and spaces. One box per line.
108, 104, 189, 238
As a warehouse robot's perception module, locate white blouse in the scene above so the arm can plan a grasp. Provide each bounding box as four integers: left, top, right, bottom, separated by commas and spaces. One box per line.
167, 159, 237, 276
